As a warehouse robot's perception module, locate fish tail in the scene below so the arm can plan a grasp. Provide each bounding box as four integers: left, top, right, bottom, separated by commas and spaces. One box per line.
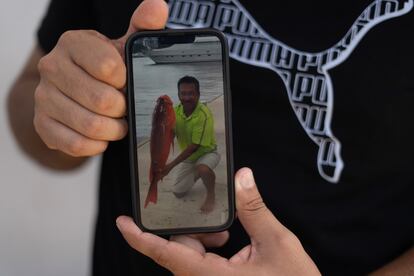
149, 167, 153, 183
144, 181, 158, 208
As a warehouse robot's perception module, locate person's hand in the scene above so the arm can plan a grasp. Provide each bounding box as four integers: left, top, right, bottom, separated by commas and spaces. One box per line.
34, 0, 169, 157
159, 163, 174, 179
170, 231, 230, 254
116, 167, 321, 276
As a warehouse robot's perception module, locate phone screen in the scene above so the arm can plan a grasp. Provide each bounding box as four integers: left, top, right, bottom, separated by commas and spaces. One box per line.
127, 30, 234, 233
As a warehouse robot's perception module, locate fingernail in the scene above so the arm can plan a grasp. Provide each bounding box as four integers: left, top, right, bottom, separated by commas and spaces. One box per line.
238, 169, 254, 189
116, 217, 123, 231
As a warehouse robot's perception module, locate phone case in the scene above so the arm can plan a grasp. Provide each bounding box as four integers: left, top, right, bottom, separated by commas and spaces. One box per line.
125, 28, 234, 235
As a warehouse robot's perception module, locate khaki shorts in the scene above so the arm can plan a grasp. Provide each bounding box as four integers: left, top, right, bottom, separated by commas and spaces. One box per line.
173, 151, 221, 194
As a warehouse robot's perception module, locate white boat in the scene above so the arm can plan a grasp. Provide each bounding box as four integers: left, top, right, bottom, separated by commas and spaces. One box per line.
148, 36, 222, 64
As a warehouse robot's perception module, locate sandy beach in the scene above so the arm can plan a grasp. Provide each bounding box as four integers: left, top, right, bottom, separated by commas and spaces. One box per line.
136, 95, 230, 230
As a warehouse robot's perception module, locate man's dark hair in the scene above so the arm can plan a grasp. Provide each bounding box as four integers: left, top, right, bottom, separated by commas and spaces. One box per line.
177, 76, 200, 95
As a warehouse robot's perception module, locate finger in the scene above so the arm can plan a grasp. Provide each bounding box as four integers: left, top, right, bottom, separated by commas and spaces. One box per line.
33, 112, 108, 157
39, 52, 126, 118
229, 244, 252, 265
170, 235, 205, 254
129, 0, 169, 32
116, 216, 209, 275
235, 168, 290, 245
57, 30, 126, 89
190, 231, 229, 248
171, 231, 229, 253
115, 0, 169, 50
36, 80, 127, 141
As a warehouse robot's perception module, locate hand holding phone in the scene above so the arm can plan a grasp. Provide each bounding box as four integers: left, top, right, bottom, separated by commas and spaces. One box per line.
33, 0, 169, 158
125, 28, 234, 235
116, 168, 321, 276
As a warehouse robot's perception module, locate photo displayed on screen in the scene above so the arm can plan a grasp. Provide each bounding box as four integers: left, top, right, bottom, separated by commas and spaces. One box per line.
132, 34, 229, 230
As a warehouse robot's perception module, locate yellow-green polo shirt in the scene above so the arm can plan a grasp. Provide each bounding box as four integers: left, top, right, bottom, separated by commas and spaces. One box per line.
174, 102, 217, 162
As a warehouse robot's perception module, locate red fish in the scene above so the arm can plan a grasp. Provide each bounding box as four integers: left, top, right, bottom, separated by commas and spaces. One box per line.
144, 95, 175, 207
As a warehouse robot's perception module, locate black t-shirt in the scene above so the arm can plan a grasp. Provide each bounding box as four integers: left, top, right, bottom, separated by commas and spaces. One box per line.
37, 0, 414, 275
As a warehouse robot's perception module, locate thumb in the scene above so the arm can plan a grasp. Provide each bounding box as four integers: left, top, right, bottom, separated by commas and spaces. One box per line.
235, 168, 289, 244
114, 0, 169, 53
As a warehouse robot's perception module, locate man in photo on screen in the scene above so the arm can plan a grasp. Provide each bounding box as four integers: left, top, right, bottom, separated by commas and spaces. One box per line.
159, 75, 220, 213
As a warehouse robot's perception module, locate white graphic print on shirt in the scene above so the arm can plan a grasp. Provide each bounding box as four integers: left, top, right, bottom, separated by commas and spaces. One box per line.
166, 0, 414, 183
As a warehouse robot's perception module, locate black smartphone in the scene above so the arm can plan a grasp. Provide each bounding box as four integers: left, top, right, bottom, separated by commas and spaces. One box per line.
125, 28, 234, 235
